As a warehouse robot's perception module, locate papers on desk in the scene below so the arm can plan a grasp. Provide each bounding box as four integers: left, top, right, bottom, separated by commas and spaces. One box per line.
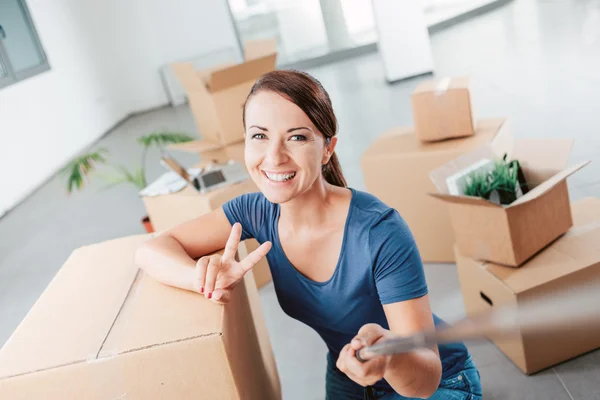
139, 168, 202, 197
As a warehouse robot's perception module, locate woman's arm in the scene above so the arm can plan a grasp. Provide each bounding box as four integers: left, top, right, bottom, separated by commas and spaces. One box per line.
134, 208, 234, 292
381, 295, 442, 398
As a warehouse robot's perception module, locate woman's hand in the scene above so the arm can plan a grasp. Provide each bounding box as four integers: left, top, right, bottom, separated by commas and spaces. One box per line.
193, 222, 271, 303
336, 323, 392, 387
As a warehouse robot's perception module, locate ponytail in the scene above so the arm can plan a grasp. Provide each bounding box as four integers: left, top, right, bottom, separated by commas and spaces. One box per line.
323, 152, 347, 188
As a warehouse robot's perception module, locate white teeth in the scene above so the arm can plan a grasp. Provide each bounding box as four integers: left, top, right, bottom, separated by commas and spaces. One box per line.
265, 172, 296, 182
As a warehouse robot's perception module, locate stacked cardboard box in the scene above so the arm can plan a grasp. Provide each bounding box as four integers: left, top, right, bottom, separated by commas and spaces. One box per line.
362, 77, 492, 262
0, 235, 281, 399
418, 85, 597, 373
453, 198, 600, 374
170, 39, 277, 164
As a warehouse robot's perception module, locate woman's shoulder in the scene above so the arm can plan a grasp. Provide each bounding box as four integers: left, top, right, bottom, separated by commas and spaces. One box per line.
350, 189, 402, 222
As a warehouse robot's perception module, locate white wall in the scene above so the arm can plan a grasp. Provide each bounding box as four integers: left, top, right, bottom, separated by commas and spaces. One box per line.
0, 0, 241, 216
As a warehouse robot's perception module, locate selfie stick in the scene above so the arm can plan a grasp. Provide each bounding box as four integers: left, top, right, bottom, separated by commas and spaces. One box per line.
356, 281, 600, 362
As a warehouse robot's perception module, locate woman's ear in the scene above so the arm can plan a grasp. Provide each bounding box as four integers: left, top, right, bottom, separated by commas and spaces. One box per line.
322, 137, 338, 164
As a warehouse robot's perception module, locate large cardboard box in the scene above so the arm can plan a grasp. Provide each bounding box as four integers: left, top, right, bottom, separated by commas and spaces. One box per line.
142, 173, 272, 289
361, 118, 507, 263
455, 197, 600, 374
171, 39, 277, 146
429, 128, 589, 266
169, 139, 246, 166
0, 235, 281, 399
411, 77, 474, 142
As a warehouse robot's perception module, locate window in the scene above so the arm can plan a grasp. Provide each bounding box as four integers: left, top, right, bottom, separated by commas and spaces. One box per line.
0, 0, 49, 89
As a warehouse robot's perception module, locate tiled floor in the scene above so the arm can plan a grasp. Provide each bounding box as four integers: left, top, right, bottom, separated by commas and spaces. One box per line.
2, 0, 600, 398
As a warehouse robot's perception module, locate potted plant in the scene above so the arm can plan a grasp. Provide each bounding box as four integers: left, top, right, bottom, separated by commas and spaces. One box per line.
60, 131, 194, 232
463, 154, 529, 205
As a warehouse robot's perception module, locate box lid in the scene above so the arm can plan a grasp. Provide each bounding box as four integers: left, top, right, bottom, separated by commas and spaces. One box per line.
483, 197, 600, 293
362, 118, 504, 159
208, 53, 277, 92
412, 76, 470, 95
0, 235, 225, 379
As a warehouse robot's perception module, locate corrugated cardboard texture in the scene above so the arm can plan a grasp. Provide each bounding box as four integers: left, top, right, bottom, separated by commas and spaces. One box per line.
455, 197, 600, 374
361, 118, 503, 262
411, 77, 474, 142
0, 235, 280, 399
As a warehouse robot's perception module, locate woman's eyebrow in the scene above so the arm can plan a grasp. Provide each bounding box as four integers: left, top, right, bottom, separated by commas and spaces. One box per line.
287, 126, 313, 133
248, 125, 268, 131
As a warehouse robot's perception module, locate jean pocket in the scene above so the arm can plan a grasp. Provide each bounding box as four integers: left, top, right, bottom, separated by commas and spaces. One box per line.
439, 372, 470, 393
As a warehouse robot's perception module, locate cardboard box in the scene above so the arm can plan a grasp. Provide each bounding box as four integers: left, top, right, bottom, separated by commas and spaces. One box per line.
0, 235, 281, 399
171, 39, 277, 146
361, 118, 507, 263
455, 197, 600, 374
169, 139, 246, 166
142, 171, 272, 289
429, 127, 590, 266
412, 77, 474, 142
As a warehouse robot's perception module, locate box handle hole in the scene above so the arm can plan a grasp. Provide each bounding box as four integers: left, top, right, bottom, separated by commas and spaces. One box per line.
480, 291, 493, 306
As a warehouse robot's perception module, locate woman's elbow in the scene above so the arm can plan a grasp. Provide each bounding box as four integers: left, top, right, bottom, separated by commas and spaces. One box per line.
412, 360, 442, 399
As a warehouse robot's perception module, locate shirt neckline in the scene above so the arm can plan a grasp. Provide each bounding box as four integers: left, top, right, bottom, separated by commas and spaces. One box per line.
273, 187, 356, 286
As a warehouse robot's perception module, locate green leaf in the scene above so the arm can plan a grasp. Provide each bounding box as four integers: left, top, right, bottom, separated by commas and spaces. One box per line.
61, 149, 110, 194
137, 131, 194, 149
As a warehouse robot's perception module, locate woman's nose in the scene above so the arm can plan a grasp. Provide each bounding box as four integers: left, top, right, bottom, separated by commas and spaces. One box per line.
265, 140, 288, 166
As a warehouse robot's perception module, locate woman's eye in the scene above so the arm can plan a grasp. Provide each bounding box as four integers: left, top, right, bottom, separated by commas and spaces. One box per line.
251, 133, 267, 140
290, 134, 307, 141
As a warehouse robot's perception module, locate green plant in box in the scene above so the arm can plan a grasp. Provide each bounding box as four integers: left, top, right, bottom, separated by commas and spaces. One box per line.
463, 154, 528, 205
60, 131, 194, 231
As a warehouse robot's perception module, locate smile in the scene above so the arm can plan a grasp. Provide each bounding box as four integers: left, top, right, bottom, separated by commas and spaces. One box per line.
263, 171, 296, 182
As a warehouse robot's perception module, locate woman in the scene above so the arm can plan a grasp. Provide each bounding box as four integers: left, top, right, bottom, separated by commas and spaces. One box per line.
135, 70, 482, 400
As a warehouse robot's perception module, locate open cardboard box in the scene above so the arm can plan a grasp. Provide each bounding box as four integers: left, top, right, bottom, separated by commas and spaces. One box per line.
429, 124, 590, 267
455, 197, 600, 374
141, 167, 272, 289
361, 118, 507, 263
411, 77, 475, 142
0, 235, 281, 399
171, 39, 277, 146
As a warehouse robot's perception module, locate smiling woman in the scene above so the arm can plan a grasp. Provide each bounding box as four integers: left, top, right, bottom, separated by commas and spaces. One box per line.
134, 70, 482, 400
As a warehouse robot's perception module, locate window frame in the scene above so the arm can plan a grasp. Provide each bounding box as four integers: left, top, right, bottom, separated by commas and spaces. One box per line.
0, 0, 50, 90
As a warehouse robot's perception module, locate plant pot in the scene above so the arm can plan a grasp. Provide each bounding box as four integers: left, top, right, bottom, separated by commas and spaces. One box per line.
142, 215, 154, 233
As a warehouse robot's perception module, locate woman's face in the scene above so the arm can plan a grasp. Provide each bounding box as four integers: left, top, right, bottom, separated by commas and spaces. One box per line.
244, 90, 336, 204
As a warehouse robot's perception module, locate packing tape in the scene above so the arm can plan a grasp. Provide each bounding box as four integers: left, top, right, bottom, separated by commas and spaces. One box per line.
434, 77, 451, 95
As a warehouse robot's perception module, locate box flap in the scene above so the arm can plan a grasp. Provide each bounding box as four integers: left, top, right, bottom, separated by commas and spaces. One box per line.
429, 193, 502, 208
484, 198, 600, 292
362, 118, 503, 159
244, 38, 277, 61
208, 53, 277, 92
412, 76, 469, 95
171, 63, 206, 92
511, 138, 575, 185
0, 235, 226, 379
509, 160, 590, 207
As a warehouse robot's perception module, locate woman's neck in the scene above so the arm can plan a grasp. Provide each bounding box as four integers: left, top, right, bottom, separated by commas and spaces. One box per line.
279, 179, 342, 230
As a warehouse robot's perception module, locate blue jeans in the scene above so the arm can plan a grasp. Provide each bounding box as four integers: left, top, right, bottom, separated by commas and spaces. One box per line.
325, 353, 482, 400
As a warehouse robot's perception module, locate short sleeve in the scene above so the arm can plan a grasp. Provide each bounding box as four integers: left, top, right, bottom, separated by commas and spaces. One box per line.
369, 209, 428, 305
222, 192, 269, 241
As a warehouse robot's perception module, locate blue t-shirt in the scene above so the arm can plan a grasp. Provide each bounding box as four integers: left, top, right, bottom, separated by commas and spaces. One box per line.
222, 188, 469, 389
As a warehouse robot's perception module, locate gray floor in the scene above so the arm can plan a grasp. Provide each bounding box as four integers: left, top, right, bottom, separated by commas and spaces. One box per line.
2, 0, 600, 398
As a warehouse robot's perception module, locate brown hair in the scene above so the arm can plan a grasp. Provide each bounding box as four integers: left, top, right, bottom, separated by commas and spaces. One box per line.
242, 70, 347, 188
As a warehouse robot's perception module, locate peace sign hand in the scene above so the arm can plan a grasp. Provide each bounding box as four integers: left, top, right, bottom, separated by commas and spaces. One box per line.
193, 222, 272, 303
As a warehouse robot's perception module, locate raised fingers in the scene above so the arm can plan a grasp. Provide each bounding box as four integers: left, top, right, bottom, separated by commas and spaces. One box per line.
222, 223, 242, 262
203, 254, 222, 299
194, 256, 210, 294
238, 241, 272, 272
